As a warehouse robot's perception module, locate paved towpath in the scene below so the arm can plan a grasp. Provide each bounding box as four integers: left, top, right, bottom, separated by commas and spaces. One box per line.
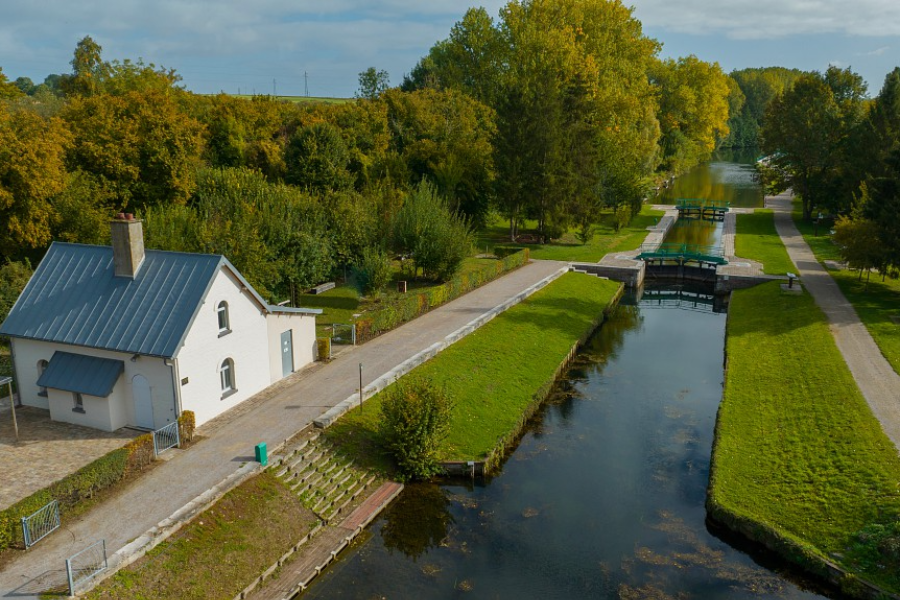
769, 191, 900, 449
0, 259, 567, 598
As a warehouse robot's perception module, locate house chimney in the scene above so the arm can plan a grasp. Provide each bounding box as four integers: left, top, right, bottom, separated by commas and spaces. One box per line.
110, 214, 145, 278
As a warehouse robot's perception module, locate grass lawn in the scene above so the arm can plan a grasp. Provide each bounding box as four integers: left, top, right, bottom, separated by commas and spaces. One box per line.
710, 281, 900, 591
734, 210, 796, 274
476, 205, 664, 262
791, 199, 843, 263
791, 198, 900, 376
326, 272, 622, 470
86, 473, 317, 600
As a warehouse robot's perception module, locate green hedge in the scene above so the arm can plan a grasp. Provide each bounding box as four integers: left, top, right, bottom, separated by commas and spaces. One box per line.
0, 410, 197, 551
0, 448, 129, 550
356, 249, 529, 343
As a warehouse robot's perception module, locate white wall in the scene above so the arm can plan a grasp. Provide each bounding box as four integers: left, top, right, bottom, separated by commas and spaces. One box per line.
175, 267, 271, 427
265, 312, 318, 383
12, 338, 177, 430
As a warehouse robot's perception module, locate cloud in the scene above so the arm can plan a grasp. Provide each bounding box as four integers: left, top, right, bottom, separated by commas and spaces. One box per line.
864, 46, 891, 55
630, 0, 900, 39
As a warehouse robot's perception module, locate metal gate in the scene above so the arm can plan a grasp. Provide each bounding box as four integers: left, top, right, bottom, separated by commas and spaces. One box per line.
331, 323, 356, 346
66, 539, 108, 595
152, 421, 180, 456
21, 500, 60, 548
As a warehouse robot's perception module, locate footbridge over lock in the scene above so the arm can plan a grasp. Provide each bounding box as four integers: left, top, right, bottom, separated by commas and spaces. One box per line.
676, 198, 730, 221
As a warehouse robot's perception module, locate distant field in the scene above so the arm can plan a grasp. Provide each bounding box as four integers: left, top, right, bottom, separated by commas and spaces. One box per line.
225, 94, 352, 105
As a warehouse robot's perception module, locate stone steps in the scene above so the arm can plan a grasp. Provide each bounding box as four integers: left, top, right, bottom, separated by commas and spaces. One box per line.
271, 431, 380, 524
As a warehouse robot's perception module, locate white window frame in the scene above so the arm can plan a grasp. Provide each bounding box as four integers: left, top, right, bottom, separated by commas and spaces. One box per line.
37, 359, 49, 397
220, 358, 235, 397
217, 301, 230, 335
73, 392, 85, 413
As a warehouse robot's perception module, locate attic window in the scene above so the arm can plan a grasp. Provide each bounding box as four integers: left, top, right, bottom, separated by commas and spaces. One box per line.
217, 301, 230, 335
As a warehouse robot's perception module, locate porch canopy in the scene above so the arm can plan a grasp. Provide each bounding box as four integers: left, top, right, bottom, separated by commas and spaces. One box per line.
37, 351, 125, 398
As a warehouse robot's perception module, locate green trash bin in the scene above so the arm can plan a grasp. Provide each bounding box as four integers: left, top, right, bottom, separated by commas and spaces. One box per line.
255, 442, 267, 466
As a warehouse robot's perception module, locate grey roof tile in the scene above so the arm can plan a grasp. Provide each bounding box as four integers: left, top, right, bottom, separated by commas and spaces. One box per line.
0, 243, 222, 357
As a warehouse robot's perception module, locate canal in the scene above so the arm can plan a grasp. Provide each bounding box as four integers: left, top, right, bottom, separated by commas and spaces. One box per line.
300, 153, 833, 599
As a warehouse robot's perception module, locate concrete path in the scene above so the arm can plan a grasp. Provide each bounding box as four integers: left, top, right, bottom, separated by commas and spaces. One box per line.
768, 192, 900, 450
0, 259, 567, 599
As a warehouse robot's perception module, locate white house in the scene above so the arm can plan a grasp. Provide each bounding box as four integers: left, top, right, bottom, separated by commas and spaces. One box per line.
0, 215, 321, 431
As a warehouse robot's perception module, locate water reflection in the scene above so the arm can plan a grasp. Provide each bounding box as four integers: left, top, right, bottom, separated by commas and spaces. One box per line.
381, 484, 455, 561
655, 148, 763, 209
302, 289, 830, 599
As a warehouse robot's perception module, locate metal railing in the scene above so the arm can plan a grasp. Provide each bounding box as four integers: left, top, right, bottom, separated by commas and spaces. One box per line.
331, 323, 356, 346
66, 539, 108, 596
21, 500, 60, 548
152, 421, 180, 456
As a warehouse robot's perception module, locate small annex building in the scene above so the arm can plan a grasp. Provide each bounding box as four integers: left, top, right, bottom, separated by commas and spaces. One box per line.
0, 215, 321, 432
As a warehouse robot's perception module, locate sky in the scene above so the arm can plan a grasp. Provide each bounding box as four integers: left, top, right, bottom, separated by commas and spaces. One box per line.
1, 0, 899, 99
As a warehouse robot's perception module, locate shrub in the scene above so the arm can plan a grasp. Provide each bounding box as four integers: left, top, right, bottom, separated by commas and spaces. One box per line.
355, 249, 529, 343
352, 246, 393, 296
125, 434, 154, 472
379, 378, 454, 481
317, 337, 331, 361
178, 410, 196, 444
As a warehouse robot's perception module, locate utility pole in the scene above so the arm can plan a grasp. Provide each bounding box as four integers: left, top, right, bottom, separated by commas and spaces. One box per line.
304, 71, 309, 97
273, 78, 277, 97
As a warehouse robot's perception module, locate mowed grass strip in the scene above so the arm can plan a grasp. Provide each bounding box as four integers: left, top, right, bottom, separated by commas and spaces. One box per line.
327, 272, 621, 464
86, 473, 317, 600
710, 282, 900, 590
735, 210, 796, 274
789, 198, 900, 377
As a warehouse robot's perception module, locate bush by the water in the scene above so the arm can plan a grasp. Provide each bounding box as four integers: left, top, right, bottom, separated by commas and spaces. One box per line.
379, 378, 454, 481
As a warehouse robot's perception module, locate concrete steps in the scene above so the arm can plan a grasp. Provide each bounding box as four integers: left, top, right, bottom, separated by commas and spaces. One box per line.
271, 431, 380, 524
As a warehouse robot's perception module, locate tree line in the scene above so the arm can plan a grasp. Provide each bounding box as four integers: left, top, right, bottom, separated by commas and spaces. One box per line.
758, 66, 900, 279
2, 0, 757, 308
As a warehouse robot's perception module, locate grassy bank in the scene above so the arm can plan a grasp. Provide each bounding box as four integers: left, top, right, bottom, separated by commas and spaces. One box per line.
735, 210, 796, 274
327, 272, 622, 470
477, 205, 663, 262
790, 199, 900, 376
86, 472, 317, 600
709, 282, 900, 592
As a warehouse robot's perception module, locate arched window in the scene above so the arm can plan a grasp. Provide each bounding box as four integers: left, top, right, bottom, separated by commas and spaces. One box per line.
220, 358, 235, 395
217, 301, 230, 334
37, 360, 49, 397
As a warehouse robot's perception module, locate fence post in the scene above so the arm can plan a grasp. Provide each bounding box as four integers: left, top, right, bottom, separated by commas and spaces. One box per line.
351, 324, 356, 346
66, 557, 75, 596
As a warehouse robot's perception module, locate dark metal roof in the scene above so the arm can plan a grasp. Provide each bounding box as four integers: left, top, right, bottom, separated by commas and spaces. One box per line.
0, 243, 222, 357
37, 351, 124, 397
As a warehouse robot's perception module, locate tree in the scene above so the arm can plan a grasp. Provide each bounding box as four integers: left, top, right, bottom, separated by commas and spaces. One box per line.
351, 246, 392, 296
379, 377, 455, 481
651, 56, 732, 173
62, 35, 108, 97
391, 182, 473, 281
0, 68, 24, 99
62, 89, 205, 210
0, 105, 72, 260
357, 67, 390, 100
380, 88, 496, 225
284, 122, 355, 192
0, 260, 33, 326
761, 68, 866, 219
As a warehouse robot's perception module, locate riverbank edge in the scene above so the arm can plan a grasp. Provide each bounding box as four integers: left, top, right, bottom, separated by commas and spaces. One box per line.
707, 291, 900, 600
444, 282, 625, 477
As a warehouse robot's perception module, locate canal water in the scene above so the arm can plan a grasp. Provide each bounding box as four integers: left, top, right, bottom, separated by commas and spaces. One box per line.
301, 154, 833, 599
